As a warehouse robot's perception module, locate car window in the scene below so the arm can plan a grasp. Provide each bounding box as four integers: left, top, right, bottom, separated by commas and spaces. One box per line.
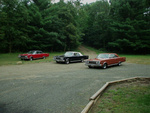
28, 51, 34, 54
109, 54, 118, 58
75, 53, 80, 56
114, 54, 118, 58
78, 52, 83, 56
78, 53, 81, 56
33, 51, 37, 54
64, 52, 73, 56
37, 51, 42, 54
97, 54, 109, 59
74, 53, 77, 56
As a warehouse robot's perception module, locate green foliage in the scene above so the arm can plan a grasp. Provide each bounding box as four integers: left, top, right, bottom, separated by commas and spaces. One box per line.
0, 0, 30, 53
83, 0, 150, 54
108, 0, 150, 54
0, 0, 82, 53
0, 0, 149, 54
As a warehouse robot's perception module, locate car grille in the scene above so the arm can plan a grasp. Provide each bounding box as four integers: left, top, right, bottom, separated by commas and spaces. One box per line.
56, 57, 61, 60
88, 61, 97, 64
21, 56, 26, 58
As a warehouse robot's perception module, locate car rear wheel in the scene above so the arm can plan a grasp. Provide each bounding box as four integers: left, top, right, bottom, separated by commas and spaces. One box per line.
65, 58, 70, 64
118, 62, 122, 66
81, 58, 84, 63
102, 63, 107, 69
43, 56, 46, 59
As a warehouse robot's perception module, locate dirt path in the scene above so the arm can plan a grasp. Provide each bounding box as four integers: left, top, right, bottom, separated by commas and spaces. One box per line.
78, 45, 97, 59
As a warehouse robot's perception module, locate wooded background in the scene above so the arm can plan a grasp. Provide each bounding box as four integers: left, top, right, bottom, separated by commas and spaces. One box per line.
0, 0, 150, 54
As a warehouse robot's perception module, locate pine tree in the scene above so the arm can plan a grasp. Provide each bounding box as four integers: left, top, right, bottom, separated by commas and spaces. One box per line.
0, 0, 29, 53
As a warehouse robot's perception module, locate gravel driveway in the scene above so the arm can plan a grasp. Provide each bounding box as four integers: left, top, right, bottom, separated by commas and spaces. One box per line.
0, 61, 150, 113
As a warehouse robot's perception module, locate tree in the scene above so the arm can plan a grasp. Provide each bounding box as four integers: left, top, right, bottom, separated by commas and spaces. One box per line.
48, 0, 82, 51
0, 0, 30, 53
108, 0, 150, 54
83, 0, 111, 50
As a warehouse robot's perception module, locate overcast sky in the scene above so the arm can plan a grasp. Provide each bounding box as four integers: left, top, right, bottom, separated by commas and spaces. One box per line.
53, 0, 97, 4
78, 0, 97, 4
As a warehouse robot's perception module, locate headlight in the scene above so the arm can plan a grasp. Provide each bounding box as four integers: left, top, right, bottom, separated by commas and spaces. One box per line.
25, 56, 28, 58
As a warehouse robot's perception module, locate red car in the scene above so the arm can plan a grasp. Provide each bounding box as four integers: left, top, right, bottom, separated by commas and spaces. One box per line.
85, 53, 126, 69
18, 50, 49, 61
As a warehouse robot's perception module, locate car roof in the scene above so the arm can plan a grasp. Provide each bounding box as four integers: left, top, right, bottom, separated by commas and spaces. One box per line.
99, 53, 116, 54
66, 51, 80, 53
29, 50, 42, 51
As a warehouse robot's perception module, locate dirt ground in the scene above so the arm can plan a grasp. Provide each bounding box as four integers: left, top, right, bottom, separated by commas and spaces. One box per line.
78, 45, 97, 58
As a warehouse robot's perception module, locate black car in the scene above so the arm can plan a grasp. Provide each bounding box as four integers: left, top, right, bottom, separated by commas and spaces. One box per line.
53, 51, 89, 64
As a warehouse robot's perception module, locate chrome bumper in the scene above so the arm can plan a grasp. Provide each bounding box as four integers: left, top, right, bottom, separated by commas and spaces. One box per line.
85, 63, 101, 67
54, 57, 65, 62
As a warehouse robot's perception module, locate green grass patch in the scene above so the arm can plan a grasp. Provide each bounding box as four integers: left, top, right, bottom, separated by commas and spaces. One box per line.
0, 52, 64, 66
89, 82, 150, 113
120, 54, 150, 65
83, 46, 150, 65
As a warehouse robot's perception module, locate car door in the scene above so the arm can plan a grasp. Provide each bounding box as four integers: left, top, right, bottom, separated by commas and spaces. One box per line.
72, 53, 78, 61
35, 51, 40, 59
67, 52, 75, 62
31, 51, 37, 59
38, 51, 43, 58
75, 53, 82, 61
109, 54, 118, 64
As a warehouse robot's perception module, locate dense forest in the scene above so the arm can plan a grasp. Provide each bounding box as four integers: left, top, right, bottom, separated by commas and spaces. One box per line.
0, 0, 150, 54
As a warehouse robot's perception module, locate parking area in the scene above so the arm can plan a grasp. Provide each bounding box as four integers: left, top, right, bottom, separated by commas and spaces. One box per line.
0, 62, 150, 113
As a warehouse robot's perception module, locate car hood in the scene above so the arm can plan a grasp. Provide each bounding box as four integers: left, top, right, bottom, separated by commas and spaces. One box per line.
87, 58, 107, 61
55, 55, 72, 57
55, 55, 65, 57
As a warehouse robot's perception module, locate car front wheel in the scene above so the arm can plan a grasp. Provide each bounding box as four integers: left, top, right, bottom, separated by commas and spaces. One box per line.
102, 63, 107, 69
88, 66, 92, 68
65, 58, 70, 64
30, 57, 33, 61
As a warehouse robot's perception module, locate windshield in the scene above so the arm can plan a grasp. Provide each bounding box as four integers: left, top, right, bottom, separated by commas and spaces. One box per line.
97, 54, 109, 59
64, 52, 73, 56
28, 51, 36, 54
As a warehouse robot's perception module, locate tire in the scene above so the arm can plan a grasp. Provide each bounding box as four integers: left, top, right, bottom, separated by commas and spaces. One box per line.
102, 63, 107, 69
81, 58, 84, 63
43, 56, 46, 59
65, 58, 70, 64
88, 66, 92, 68
118, 62, 122, 66
30, 57, 33, 61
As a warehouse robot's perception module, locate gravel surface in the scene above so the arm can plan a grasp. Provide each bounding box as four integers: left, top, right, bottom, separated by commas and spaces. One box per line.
0, 46, 150, 113
0, 61, 150, 113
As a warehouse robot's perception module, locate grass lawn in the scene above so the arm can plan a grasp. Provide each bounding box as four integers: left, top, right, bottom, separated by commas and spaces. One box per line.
0, 46, 150, 66
120, 55, 150, 65
89, 80, 150, 113
0, 52, 64, 66
84, 45, 150, 65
